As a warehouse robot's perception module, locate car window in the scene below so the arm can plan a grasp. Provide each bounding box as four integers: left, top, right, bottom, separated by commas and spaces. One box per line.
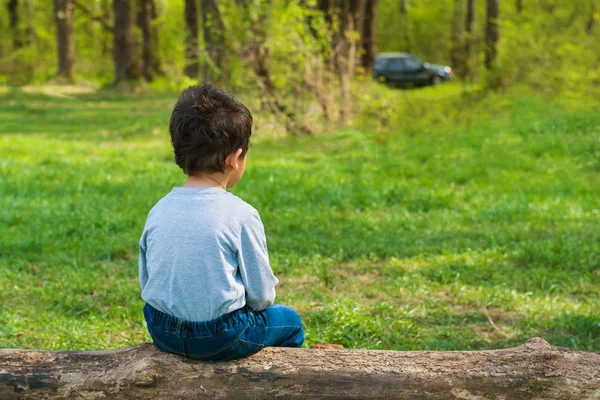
386, 58, 406, 71
404, 58, 422, 70
375, 57, 388, 69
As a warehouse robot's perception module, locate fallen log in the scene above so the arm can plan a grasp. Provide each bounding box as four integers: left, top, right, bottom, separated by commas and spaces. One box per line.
1, 337, 599, 399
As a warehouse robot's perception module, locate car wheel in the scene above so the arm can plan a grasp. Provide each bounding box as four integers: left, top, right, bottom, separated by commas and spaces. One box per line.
431, 75, 442, 86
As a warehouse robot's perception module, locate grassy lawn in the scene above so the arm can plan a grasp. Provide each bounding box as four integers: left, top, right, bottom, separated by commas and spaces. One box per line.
1, 84, 599, 352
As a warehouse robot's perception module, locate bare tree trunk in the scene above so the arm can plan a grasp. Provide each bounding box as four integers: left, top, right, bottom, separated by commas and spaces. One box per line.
54, 0, 75, 80
334, 0, 351, 125
398, 0, 410, 51
138, 0, 153, 81
516, 0, 523, 13
361, 0, 378, 75
587, 0, 596, 34
399, 0, 407, 14
450, 0, 463, 74
7, 0, 23, 49
312, 58, 331, 122
317, 0, 336, 83
24, 0, 34, 43
351, 0, 366, 72
149, 0, 165, 76
101, 0, 112, 57
201, 0, 225, 84
184, 0, 200, 79
302, 0, 333, 123
21, 0, 35, 82
485, 0, 499, 70
2, 338, 600, 399
113, 0, 141, 84
464, 0, 475, 80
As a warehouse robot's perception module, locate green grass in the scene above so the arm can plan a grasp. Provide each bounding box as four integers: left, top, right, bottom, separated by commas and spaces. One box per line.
1, 84, 599, 352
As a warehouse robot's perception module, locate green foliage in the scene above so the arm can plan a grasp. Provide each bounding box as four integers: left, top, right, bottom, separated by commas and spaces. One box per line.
377, 0, 600, 91
1, 85, 599, 351
379, 0, 458, 62
1, 0, 597, 98
497, 3, 600, 95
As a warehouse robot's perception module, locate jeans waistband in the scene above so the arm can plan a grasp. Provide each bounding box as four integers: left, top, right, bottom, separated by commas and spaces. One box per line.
144, 303, 250, 337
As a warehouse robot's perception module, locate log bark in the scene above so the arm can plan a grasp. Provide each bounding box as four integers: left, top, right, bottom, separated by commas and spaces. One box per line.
1, 338, 599, 399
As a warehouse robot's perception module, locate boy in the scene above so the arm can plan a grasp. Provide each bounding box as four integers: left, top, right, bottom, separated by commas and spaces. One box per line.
138, 84, 304, 362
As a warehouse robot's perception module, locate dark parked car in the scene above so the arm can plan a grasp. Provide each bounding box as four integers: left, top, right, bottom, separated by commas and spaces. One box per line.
373, 53, 454, 87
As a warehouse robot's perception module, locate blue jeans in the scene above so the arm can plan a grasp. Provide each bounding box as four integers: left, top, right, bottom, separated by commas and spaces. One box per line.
143, 303, 304, 362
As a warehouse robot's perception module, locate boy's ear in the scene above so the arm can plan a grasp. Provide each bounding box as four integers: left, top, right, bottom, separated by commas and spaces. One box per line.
226, 148, 244, 170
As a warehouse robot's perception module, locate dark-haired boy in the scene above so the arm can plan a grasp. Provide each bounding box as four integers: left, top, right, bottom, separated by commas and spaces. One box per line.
139, 85, 304, 361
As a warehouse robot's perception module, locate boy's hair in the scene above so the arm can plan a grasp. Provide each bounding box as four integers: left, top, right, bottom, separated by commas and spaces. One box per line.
169, 84, 253, 175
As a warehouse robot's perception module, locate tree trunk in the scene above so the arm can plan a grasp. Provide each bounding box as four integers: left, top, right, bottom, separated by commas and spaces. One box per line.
149, 0, 165, 76
351, 0, 366, 73
24, 0, 34, 44
138, 0, 153, 81
302, 0, 333, 122
54, 0, 75, 80
464, 0, 475, 80
485, 0, 499, 70
450, 0, 463, 74
399, 0, 407, 15
184, 0, 200, 79
587, 0, 596, 34
101, 0, 112, 57
334, 0, 352, 125
201, 0, 225, 84
516, 0, 523, 13
2, 338, 600, 399
113, 0, 141, 84
360, 0, 378, 75
7, 0, 23, 49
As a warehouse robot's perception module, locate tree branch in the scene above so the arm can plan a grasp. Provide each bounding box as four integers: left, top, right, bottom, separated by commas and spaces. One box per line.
73, 0, 113, 32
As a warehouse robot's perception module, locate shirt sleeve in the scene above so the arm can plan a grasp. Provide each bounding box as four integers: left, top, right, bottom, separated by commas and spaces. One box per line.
138, 232, 149, 290
237, 210, 279, 311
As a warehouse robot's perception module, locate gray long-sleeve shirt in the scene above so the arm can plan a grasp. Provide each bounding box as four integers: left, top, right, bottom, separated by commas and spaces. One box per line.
139, 186, 278, 322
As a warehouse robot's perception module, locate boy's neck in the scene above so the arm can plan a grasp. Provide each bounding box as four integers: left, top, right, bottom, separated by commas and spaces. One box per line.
184, 173, 229, 190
